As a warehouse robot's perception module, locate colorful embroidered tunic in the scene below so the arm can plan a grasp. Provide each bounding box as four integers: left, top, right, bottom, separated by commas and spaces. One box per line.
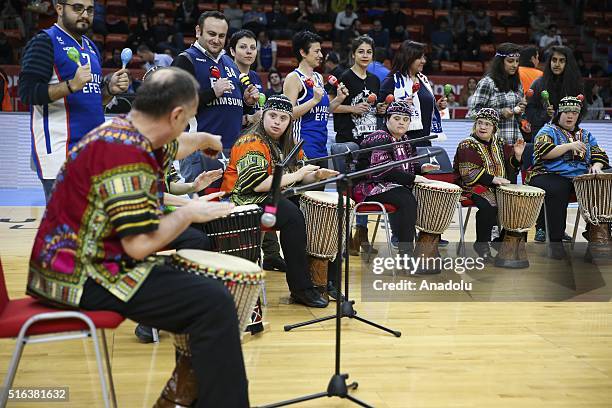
353, 130, 419, 202
27, 116, 178, 308
221, 133, 304, 205
527, 123, 609, 181
453, 134, 520, 206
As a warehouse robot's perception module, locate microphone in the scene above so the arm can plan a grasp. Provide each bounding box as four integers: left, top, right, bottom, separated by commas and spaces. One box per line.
261, 163, 283, 228
209, 66, 221, 79
261, 139, 305, 227
239, 73, 252, 88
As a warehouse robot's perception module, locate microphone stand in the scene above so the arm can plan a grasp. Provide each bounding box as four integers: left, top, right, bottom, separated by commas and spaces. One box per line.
257, 152, 438, 408
299, 134, 437, 166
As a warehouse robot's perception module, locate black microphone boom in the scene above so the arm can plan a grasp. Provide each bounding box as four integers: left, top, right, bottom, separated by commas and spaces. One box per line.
300, 134, 437, 165
260, 140, 305, 227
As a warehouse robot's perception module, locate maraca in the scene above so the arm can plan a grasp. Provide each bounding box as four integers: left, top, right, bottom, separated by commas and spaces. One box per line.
526, 88, 534, 98
443, 84, 453, 97
120, 48, 132, 69
239, 73, 252, 88
367, 93, 377, 104
258, 93, 266, 107
412, 82, 420, 94
209, 66, 221, 79
304, 78, 314, 88
577, 94, 584, 102
541, 90, 550, 104
385, 94, 395, 104
327, 75, 338, 88
67, 47, 81, 67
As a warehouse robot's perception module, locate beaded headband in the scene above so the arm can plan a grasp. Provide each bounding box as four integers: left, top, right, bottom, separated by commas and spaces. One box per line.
263, 94, 293, 117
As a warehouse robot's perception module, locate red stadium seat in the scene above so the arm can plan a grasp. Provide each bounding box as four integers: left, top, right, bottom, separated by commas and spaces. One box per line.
492, 26, 508, 42
314, 22, 333, 34
276, 57, 298, 74
105, 34, 128, 51
406, 25, 423, 41
198, 3, 219, 12
461, 61, 484, 75
153, 1, 175, 13
440, 61, 461, 74
413, 9, 434, 25
321, 41, 333, 51
359, 23, 374, 33
106, 0, 128, 16
506, 27, 528, 43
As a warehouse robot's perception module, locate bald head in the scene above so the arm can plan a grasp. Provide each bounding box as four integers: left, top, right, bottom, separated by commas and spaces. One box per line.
132, 67, 199, 118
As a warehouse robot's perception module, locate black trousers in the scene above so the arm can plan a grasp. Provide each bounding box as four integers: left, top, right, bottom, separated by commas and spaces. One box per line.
169, 223, 211, 251
367, 186, 417, 248
267, 196, 314, 292
472, 194, 498, 243
529, 173, 574, 242
79, 265, 249, 407
261, 231, 281, 259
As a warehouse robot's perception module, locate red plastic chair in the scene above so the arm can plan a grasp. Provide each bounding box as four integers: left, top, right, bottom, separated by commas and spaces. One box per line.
0, 259, 124, 408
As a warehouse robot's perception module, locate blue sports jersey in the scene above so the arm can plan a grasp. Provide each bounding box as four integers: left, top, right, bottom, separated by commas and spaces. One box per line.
292, 70, 330, 159
184, 46, 244, 148
243, 70, 263, 116
31, 24, 104, 179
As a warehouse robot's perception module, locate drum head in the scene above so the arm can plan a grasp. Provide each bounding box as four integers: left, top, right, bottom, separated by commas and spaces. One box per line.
302, 191, 354, 206
573, 173, 612, 183
232, 204, 261, 213
176, 249, 261, 274
498, 184, 545, 195
418, 180, 462, 191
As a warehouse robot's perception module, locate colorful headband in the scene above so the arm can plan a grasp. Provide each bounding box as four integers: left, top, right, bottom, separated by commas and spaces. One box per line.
558, 96, 582, 113
263, 94, 293, 117
475, 108, 499, 128
386, 101, 412, 117
495, 52, 520, 58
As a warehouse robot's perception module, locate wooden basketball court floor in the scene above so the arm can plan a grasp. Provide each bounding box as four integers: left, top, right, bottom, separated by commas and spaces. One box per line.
1, 205, 611, 407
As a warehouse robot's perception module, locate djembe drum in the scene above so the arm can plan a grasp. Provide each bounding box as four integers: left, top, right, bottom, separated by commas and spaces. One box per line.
154, 250, 263, 408
300, 191, 354, 296
202, 204, 265, 333
573, 173, 612, 261
495, 184, 545, 268
413, 180, 462, 273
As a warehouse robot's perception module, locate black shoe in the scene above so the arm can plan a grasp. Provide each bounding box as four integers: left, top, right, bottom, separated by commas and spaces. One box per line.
438, 238, 449, 247
473, 242, 493, 262
291, 287, 329, 308
135, 324, 154, 343
262, 256, 287, 272
327, 282, 344, 301
563, 233, 573, 242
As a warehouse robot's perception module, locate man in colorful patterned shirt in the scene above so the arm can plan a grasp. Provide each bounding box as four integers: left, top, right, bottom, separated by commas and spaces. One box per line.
27, 68, 250, 407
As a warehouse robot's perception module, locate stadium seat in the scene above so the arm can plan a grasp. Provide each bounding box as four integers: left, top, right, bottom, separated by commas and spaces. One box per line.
461, 61, 484, 75
413, 9, 434, 25
492, 26, 508, 42
480, 43, 495, 59
106, 0, 128, 16
105, 34, 128, 51
406, 25, 423, 42
314, 22, 333, 36
440, 61, 461, 74
198, 3, 219, 12
153, 1, 175, 13
506, 27, 528, 43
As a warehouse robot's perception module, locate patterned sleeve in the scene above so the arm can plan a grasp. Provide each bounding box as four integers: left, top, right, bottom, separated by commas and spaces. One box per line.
533, 126, 556, 162
587, 131, 610, 168
98, 162, 161, 239
455, 140, 494, 186
234, 139, 270, 194
467, 76, 495, 119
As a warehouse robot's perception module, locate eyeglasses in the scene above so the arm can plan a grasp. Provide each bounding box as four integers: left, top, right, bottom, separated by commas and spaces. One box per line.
60, 2, 95, 15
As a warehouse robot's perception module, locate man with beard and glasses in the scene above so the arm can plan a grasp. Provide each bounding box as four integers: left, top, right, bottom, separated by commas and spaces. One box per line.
19, 0, 129, 202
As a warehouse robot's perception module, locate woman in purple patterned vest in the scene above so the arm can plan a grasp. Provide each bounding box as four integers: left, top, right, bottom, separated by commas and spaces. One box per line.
353, 101, 439, 254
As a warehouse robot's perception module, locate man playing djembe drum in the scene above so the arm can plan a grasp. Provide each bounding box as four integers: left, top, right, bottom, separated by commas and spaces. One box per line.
26, 68, 251, 407
454, 108, 525, 261
527, 96, 610, 259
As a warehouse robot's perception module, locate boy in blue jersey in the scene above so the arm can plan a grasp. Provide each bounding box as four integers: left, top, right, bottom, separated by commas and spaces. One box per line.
283, 31, 349, 161
19, 0, 130, 201
173, 11, 259, 184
